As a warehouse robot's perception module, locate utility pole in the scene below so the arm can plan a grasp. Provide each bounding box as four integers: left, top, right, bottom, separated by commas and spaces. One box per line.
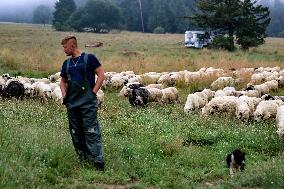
138, 0, 145, 32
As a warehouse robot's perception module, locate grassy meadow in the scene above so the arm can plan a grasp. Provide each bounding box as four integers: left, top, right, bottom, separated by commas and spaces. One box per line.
1, 23, 284, 189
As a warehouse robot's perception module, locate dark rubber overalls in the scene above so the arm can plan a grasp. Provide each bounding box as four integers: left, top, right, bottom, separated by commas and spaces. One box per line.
64, 54, 103, 165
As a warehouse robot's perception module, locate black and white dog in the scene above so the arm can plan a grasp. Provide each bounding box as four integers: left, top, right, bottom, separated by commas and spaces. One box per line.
226, 149, 246, 177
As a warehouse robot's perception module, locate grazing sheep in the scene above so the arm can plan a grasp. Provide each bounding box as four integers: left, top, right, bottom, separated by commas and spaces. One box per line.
201, 96, 238, 116
184, 70, 203, 83
23, 83, 34, 96
157, 73, 176, 86
141, 72, 161, 84
161, 87, 179, 104
119, 82, 143, 97
96, 89, 104, 107
36, 82, 52, 100
184, 92, 208, 113
261, 94, 284, 101
146, 84, 163, 89
254, 100, 284, 122
127, 75, 142, 84
104, 75, 125, 88
277, 76, 284, 87
128, 87, 150, 106
264, 80, 278, 92
51, 86, 63, 103
251, 73, 266, 84
0, 77, 5, 91
250, 83, 269, 96
276, 106, 284, 139
146, 87, 163, 103
49, 82, 59, 92
48, 72, 61, 82
2, 73, 11, 81
235, 96, 261, 121
201, 88, 215, 101
240, 90, 260, 97
210, 77, 235, 90
2, 80, 25, 98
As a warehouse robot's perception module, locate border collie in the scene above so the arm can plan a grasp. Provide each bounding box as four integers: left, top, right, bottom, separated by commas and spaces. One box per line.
226, 149, 245, 177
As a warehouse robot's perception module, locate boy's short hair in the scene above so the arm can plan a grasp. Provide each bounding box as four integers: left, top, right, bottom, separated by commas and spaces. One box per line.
61, 35, 77, 46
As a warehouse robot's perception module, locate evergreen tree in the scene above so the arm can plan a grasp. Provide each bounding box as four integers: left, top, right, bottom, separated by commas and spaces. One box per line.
192, 0, 270, 50
192, 0, 241, 48
32, 5, 52, 26
119, 0, 141, 31
68, 0, 122, 32
236, 0, 270, 49
52, 0, 76, 31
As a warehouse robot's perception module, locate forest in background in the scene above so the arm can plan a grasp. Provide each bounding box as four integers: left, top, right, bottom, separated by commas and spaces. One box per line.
0, 0, 283, 37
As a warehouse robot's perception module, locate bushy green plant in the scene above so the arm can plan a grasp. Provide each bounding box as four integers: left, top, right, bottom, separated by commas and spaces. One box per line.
209, 35, 235, 51
153, 26, 165, 34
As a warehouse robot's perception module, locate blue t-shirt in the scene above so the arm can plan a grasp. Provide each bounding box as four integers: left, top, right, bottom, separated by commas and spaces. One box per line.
60, 52, 101, 88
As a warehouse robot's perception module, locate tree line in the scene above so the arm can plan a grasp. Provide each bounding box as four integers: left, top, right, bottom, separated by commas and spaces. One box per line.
29, 0, 284, 39
51, 0, 195, 33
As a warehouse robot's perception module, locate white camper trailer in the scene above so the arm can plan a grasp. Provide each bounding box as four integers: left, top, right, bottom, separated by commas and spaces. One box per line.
184, 31, 212, 48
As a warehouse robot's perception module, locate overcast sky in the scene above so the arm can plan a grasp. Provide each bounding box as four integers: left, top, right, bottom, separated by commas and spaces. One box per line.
1, 0, 56, 6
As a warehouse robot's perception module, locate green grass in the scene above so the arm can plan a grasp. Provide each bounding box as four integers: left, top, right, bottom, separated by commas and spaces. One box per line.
1, 91, 284, 188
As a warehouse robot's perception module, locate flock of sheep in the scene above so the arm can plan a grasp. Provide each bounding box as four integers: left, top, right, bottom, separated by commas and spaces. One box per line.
1, 66, 284, 139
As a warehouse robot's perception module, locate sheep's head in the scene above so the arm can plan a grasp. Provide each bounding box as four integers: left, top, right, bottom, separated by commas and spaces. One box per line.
261, 94, 275, 101
184, 106, 194, 114
254, 111, 264, 122
2, 73, 11, 81
276, 128, 284, 139
246, 84, 255, 91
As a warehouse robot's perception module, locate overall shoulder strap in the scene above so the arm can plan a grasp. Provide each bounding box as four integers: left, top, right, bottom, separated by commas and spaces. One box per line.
83, 53, 88, 81
66, 58, 71, 81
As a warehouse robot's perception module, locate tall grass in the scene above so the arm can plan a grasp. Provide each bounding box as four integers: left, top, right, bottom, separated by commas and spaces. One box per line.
1, 23, 284, 77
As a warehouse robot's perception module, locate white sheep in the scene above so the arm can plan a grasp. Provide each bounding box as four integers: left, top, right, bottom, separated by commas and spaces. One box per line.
277, 76, 284, 87
240, 90, 260, 97
184, 92, 208, 113
157, 73, 176, 86
23, 83, 35, 96
253, 83, 269, 96
161, 87, 179, 104
276, 106, 284, 139
141, 72, 161, 83
184, 70, 203, 83
201, 89, 215, 101
264, 80, 278, 92
210, 77, 235, 90
97, 89, 104, 107
0, 77, 5, 91
119, 82, 141, 97
201, 96, 239, 116
48, 72, 61, 82
146, 87, 163, 103
235, 96, 262, 121
51, 86, 63, 103
254, 100, 284, 122
146, 84, 163, 89
36, 82, 52, 100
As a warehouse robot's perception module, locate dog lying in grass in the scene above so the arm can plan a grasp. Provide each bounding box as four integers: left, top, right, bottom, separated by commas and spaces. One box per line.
226, 149, 246, 177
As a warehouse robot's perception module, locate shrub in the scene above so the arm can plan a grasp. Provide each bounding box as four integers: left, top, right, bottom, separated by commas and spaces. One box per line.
209, 35, 235, 51
153, 26, 165, 34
